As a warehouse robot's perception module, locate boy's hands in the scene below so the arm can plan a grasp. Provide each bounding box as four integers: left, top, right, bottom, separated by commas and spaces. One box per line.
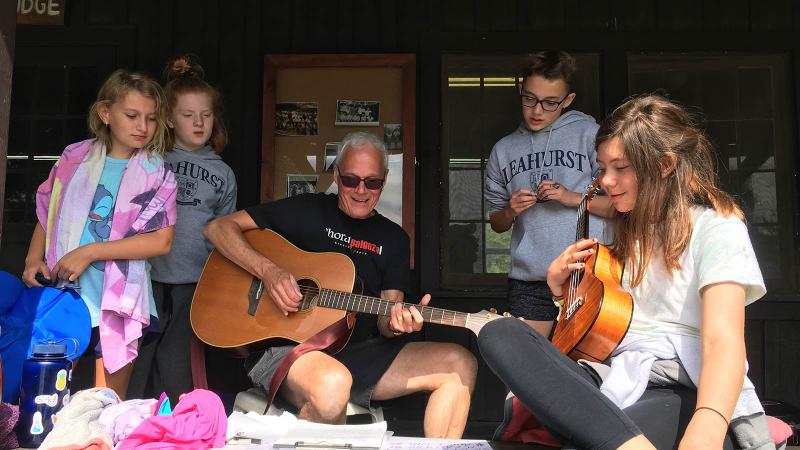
507, 188, 537, 216
490, 188, 538, 233
537, 179, 580, 207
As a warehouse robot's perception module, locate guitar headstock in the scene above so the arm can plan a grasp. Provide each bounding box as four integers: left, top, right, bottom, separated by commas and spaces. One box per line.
575, 176, 603, 241
584, 176, 602, 202
464, 308, 511, 337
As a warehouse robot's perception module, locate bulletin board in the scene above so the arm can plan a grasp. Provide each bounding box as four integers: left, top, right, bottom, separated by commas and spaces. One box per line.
261, 54, 416, 265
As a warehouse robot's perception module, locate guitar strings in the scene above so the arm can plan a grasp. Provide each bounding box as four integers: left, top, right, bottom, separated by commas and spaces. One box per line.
568, 193, 590, 310
290, 285, 473, 322
568, 180, 601, 311
294, 285, 417, 311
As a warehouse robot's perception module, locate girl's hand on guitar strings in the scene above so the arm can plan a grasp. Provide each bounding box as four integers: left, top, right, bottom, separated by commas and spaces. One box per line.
261, 262, 302, 315
546, 238, 597, 295
389, 294, 431, 334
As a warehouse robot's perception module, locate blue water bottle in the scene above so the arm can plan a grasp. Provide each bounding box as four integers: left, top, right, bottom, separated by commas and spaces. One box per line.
17, 342, 72, 448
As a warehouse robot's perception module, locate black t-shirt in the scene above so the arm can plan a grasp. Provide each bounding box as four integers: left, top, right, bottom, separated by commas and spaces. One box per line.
245, 193, 410, 340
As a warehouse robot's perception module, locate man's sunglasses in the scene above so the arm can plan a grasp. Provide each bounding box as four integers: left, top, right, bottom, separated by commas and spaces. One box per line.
337, 171, 386, 190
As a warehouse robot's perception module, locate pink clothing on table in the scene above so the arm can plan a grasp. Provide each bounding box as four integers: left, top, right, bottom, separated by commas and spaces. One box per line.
35, 139, 177, 373
117, 389, 226, 450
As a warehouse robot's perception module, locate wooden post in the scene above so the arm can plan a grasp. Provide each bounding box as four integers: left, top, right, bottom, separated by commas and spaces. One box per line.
0, 0, 16, 242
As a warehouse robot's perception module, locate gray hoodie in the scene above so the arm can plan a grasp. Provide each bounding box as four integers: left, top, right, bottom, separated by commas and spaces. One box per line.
149, 146, 238, 284
485, 110, 607, 282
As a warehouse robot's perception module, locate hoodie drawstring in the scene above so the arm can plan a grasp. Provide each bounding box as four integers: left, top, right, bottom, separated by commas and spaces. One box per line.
531, 127, 554, 189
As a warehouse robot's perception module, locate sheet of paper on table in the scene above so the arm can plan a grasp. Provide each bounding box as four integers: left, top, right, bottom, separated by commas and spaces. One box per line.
224, 432, 492, 450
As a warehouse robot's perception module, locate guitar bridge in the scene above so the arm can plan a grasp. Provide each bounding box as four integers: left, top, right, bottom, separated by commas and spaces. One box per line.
247, 278, 264, 316
564, 296, 584, 320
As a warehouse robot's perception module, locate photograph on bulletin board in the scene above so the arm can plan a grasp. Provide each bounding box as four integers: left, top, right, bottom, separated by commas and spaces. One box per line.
335, 100, 380, 126
276, 102, 319, 136
383, 124, 402, 150
287, 174, 319, 197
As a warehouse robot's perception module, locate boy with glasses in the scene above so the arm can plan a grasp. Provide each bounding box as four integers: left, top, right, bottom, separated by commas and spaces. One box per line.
205, 132, 476, 438
485, 51, 612, 337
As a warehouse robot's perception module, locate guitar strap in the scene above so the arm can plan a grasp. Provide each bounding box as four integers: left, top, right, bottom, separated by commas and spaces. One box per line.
266, 312, 356, 410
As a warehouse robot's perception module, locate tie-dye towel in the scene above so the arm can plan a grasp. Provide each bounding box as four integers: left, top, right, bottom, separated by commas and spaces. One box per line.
35, 139, 177, 373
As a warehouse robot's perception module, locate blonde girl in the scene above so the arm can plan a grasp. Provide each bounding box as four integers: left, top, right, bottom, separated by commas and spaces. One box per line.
24, 69, 177, 400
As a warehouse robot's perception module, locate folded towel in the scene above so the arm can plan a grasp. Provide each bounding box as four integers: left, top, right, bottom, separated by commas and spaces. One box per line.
39, 387, 120, 450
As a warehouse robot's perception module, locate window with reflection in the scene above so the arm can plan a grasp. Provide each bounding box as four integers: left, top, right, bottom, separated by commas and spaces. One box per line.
2, 63, 101, 273
628, 54, 796, 293
440, 54, 601, 288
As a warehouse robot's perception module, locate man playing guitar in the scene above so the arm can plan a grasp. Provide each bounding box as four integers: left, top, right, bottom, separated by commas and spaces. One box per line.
204, 132, 476, 438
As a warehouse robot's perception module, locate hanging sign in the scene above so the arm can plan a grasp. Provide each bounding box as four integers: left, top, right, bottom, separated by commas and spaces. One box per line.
17, 0, 65, 26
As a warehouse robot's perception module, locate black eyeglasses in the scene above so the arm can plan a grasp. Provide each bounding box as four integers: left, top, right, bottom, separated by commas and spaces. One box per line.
337, 170, 386, 190
520, 93, 569, 112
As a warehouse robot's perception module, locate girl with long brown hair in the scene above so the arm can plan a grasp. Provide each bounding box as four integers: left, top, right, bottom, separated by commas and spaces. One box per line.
479, 95, 774, 449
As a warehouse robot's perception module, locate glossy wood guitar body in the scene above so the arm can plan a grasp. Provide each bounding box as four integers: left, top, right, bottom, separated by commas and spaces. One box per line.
551, 243, 633, 362
191, 229, 355, 357
549, 177, 633, 363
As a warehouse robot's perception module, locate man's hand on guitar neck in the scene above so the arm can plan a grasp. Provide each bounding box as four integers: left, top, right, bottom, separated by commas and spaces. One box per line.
260, 261, 303, 316
383, 294, 432, 337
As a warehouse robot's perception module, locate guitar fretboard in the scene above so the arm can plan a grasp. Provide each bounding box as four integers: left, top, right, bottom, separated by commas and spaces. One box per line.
566, 177, 602, 312
316, 289, 470, 327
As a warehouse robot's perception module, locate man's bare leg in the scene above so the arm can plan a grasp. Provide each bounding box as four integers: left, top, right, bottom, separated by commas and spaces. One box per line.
280, 351, 352, 424
372, 341, 477, 438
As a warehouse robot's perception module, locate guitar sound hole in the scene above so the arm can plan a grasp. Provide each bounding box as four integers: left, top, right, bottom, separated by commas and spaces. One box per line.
297, 278, 320, 312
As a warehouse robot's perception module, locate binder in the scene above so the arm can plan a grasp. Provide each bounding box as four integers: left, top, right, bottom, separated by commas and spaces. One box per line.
274, 442, 357, 450
272, 421, 387, 450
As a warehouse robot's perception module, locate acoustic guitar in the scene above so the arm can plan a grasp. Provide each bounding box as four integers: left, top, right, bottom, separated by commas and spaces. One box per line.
191, 228, 503, 356
550, 178, 634, 363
